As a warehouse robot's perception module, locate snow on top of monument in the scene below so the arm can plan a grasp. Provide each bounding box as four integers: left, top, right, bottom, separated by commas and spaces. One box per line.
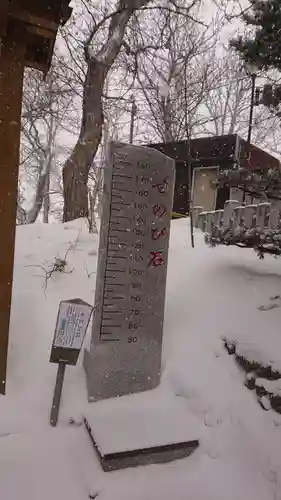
1, 217, 281, 499
84, 389, 204, 455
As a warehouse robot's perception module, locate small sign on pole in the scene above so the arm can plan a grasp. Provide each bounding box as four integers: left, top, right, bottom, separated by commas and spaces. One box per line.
49, 299, 93, 427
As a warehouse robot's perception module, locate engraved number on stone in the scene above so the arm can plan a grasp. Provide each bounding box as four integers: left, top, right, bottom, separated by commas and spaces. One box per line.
129, 322, 139, 330
134, 242, 143, 249
128, 337, 138, 343
135, 203, 148, 210
134, 229, 145, 236
130, 309, 140, 315
130, 268, 143, 276
131, 254, 143, 262
132, 282, 141, 289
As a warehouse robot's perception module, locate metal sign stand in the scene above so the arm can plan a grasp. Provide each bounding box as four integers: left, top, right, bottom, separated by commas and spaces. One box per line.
50, 362, 66, 427
49, 299, 93, 426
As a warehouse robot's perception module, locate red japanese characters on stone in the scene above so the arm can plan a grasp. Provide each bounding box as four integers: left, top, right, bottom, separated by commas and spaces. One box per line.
148, 251, 164, 268
152, 177, 168, 194
151, 228, 167, 240
153, 204, 167, 217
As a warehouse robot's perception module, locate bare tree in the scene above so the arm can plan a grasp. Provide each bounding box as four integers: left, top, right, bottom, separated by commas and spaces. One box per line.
61, 0, 155, 221
20, 62, 77, 223
118, 0, 222, 143
196, 51, 251, 137
60, 0, 210, 221
196, 50, 281, 156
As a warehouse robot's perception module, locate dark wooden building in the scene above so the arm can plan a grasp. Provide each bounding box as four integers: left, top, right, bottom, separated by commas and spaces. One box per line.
148, 134, 280, 215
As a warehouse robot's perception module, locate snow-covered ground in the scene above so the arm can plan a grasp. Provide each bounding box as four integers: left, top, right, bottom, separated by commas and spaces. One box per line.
2, 218, 281, 499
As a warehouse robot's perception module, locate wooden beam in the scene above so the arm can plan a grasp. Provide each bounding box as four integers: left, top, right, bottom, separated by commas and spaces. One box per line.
24, 56, 52, 74
0, 3, 8, 36
0, 25, 25, 394
25, 24, 56, 73
26, 24, 56, 40
8, 7, 58, 32
24, 33, 55, 74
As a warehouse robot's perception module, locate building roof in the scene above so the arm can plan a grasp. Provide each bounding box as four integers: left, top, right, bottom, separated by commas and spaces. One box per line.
148, 134, 237, 166
148, 134, 280, 171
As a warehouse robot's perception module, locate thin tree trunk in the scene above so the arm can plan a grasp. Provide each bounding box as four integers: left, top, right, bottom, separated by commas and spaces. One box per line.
26, 112, 54, 224
87, 182, 99, 234
162, 95, 174, 142
43, 169, 50, 223
17, 196, 27, 225
27, 168, 50, 223
27, 140, 53, 223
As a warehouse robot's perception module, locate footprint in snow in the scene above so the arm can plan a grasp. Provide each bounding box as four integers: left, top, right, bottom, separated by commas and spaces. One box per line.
258, 294, 281, 311
258, 303, 280, 311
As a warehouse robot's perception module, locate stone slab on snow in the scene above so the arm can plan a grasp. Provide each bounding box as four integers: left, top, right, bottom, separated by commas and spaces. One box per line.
84, 390, 202, 470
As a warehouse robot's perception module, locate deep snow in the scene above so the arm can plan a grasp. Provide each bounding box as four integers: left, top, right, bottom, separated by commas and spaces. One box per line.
1, 218, 281, 499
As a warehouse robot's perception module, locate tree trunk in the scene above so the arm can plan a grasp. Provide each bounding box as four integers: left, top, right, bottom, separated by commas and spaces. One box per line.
162, 96, 174, 143
43, 169, 50, 223
62, 0, 153, 222
62, 60, 105, 222
27, 169, 50, 223
26, 139, 53, 223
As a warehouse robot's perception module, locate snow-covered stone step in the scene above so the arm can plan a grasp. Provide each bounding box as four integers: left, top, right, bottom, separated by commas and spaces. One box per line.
84, 390, 202, 471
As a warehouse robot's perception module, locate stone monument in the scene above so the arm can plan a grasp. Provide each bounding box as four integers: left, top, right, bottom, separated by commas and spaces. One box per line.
84, 142, 175, 401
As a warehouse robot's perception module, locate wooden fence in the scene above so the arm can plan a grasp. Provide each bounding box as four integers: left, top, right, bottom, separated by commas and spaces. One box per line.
193, 201, 281, 234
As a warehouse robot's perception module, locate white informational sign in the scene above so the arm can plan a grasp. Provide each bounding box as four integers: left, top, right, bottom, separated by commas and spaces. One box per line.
53, 300, 93, 350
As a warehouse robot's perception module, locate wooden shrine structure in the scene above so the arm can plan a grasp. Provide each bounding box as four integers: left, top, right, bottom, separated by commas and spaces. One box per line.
148, 135, 280, 215
0, 0, 72, 394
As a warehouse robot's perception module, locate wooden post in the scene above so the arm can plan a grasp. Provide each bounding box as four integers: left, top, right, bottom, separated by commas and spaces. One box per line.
0, 26, 25, 394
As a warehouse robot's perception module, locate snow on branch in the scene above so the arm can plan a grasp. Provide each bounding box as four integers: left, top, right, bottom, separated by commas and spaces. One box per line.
205, 224, 281, 259
218, 166, 281, 202
195, 200, 281, 259
85, 0, 152, 66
